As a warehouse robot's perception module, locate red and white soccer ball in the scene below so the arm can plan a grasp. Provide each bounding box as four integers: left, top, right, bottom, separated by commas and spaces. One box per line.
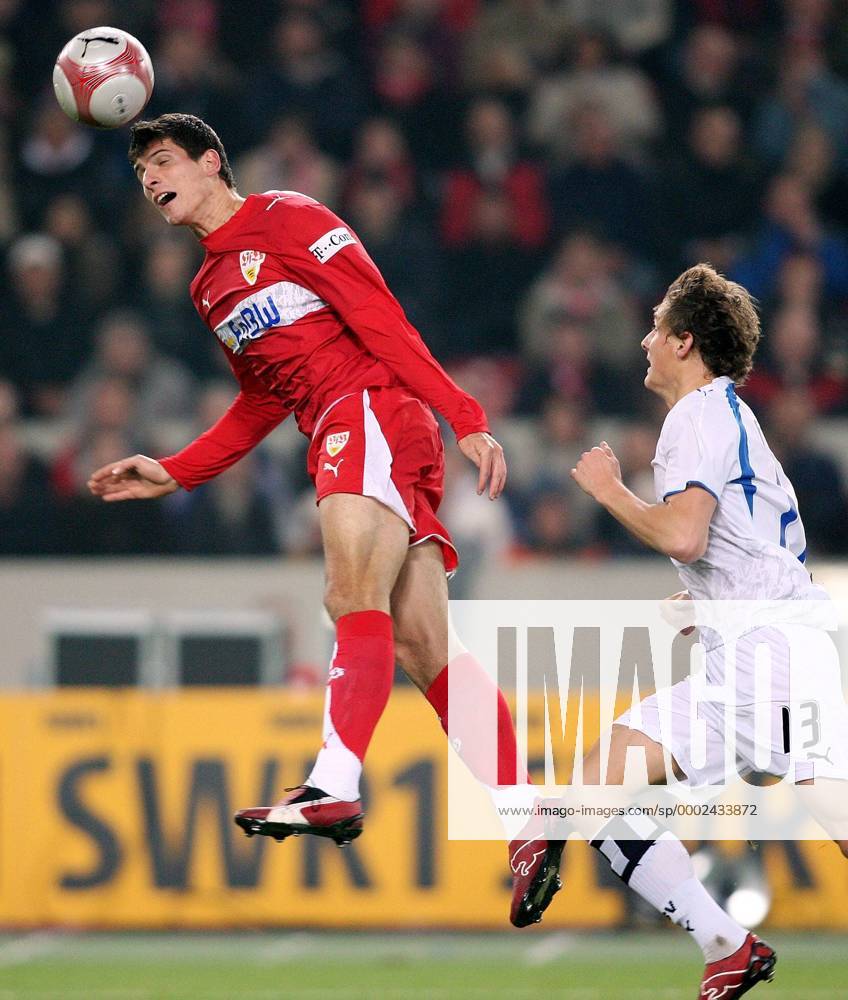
53, 27, 154, 129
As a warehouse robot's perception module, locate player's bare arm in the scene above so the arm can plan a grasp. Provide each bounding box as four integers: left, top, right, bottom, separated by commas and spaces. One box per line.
457, 431, 507, 499
571, 441, 715, 563
88, 454, 179, 502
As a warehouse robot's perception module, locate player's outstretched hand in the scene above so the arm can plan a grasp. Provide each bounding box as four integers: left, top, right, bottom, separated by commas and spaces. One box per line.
88, 454, 179, 502
571, 441, 622, 501
457, 432, 507, 500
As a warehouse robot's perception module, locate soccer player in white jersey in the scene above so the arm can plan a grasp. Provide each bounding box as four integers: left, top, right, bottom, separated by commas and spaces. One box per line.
569, 264, 848, 999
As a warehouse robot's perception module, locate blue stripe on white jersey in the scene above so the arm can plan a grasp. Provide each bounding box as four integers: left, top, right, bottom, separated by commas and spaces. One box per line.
725, 383, 756, 516
652, 376, 816, 601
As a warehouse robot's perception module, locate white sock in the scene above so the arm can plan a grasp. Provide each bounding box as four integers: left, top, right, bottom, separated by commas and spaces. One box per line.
489, 783, 539, 839
629, 833, 748, 963
305, 684, 362, 801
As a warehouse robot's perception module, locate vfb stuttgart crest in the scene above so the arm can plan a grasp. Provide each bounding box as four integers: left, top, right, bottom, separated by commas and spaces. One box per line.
325, 432, 349, 458
240, 250, 266, 286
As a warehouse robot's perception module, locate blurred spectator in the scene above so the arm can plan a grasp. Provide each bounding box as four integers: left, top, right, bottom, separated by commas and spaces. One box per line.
557, 0, 672, 57
0, 136, 18, 242
753, 45, 848, 170
43, 192, 122, 314
216, 0, 357, 75
521, 489, 585, 557
770, 251, 824, 313
156, 0, 216, 35
1, 233, 87, 416
437, 443, 516, 594
677, 0, 771, 37
511, 394, 597, 543
760, 251, 839, 336
780, 0, 838, 49
282, 488, 323, 556
59, 1, 118, 38
440, 97, 549, 250
444, 356, 518, 425
244, 9, 367, 156
166, 453, 282, 556
766, 387, 848, 554
235, 115, 340, 207
55, 426, 172, 555
463, 0, 571, 108
519, 230, 641, 373
131, 234, 214, 375
362, 0, 476, 89
64, 309, 195, 438
660, 24, 756, 139
659, 105, 760, 272
546, 104, 654, 257
0, 378, 18, 423
146, 25, 235, 137
51, 375, 143, 499
364, 0, 478, 34
517, 312, 634, 415
346, 180, 444, 349
731, 172, 848, 300
17, 101, 97, 228
744, 304, 848, 414
443, 188, 540, 358
592, 421, 659, 556
371, 32, 459, 167
783, 124, 848, 233
760, 250, 848, 359
343, 117, 418, 215
528, 27, 663, 163
0, 380, 61, 555
529, 394, 588, 479
162, 380, 293, 556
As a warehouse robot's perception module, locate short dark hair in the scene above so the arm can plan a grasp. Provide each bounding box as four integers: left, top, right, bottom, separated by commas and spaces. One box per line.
128, 113, 235, 188
659, 264, 760, 383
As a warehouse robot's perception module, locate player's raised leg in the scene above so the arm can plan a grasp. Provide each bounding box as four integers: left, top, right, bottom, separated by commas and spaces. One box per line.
579, 725, 775, 999
390, 540, 563, 928
235, 493, 409, 846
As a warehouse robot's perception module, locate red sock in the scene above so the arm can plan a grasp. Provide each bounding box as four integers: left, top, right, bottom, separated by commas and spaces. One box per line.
425, 652, 530, 786
308, 609, 394, 799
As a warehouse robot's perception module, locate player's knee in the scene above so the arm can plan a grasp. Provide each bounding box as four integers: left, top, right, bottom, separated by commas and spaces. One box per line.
323, 586, 365, 621
393, 633, 427, 666
323, 582, 348, 622
395, 627, 446, 688
323, 578, 386, 621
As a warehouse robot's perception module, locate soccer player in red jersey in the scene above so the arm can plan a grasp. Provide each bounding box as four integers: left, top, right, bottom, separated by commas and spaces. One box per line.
88, 114, 561, 926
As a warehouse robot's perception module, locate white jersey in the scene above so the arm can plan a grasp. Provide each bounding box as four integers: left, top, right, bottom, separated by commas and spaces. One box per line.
653, 376, 821, 601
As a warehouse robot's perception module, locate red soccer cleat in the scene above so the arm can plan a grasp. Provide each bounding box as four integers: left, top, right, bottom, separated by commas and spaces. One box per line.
699, 933, 777, 999
234, 785, 364, 847
509, 832, 565, 928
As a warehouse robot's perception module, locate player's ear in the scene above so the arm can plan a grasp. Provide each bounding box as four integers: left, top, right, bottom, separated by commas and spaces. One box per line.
675, 331, 696, 359
201, 148, 222, 178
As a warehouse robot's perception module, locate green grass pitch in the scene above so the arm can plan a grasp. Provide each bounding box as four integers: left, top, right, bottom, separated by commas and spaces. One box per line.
0, 931, 845, 999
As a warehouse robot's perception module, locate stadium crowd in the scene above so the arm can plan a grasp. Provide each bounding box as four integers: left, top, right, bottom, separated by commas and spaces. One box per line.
2, 0, 848, 567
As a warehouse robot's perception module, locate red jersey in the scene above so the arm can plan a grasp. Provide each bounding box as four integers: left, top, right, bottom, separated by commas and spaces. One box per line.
159, 191, 488, 489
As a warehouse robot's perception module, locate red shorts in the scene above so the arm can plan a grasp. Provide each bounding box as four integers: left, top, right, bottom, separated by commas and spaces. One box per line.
307, 386, 459, 574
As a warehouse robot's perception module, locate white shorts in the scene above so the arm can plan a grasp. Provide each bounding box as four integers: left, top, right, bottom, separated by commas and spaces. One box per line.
617, 624, 848, 787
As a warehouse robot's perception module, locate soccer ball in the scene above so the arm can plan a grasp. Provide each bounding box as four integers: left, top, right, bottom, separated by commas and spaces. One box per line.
53, 27, 154, 129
